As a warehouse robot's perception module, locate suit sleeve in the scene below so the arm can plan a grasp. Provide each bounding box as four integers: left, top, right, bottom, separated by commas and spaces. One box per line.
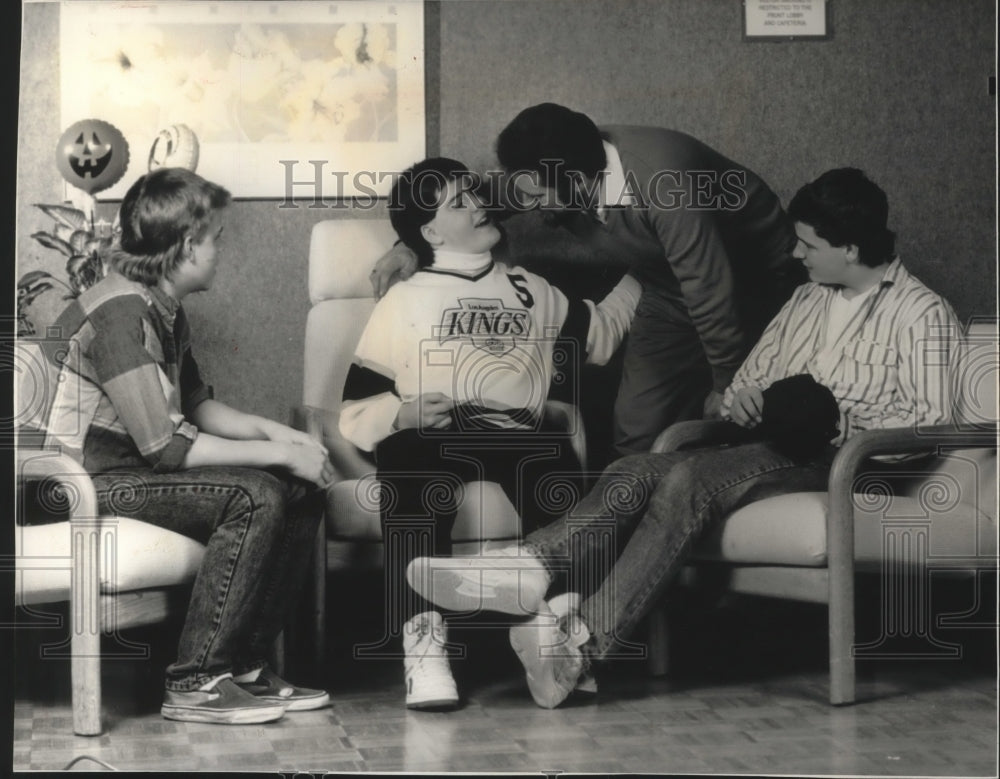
648, 206, 745, 392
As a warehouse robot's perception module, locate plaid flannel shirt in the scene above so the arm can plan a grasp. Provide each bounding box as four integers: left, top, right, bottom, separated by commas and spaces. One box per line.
38, 271, 212, 473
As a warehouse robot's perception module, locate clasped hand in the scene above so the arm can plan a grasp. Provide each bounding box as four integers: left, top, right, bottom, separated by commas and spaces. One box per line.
259, 419, 335, 487
729, 387, 764, 428
395, 392, 454, 431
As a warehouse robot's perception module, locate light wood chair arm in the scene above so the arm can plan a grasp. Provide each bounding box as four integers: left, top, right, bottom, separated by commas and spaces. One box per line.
825, 422, 998, 704
16, 448, 99, 520
651, 419, 745, 454
15, 448, 102, 734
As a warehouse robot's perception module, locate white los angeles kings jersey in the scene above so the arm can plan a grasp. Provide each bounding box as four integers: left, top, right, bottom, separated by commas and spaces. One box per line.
339, 260, 641, 452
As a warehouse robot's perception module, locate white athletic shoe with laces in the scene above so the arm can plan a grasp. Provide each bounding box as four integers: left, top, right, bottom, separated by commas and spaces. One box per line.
406, 545, 551, 616
509, 593, 594, 708
402, 611, 460, 710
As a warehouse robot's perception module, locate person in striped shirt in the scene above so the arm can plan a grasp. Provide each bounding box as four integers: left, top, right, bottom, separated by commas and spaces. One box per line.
406, 167, 964, 708
38, 168, 334, 724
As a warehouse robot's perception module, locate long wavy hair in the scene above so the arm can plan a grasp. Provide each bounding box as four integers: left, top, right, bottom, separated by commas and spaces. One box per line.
106, 168, 231, 284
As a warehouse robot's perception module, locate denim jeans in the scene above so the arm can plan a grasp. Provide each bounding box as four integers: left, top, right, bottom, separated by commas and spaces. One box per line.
523, 440, 836, 661
91, 466, 322, 691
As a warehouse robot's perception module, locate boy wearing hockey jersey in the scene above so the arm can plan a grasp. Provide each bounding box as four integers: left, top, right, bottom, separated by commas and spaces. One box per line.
339, 157, 641, 709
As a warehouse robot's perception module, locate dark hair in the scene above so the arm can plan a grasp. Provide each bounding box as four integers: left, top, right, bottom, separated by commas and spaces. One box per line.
760, 374, 841, 462
495, 103, 607, 207
107, 168, 231, 284
788, 168, 895, 267
388, 157, 478, 268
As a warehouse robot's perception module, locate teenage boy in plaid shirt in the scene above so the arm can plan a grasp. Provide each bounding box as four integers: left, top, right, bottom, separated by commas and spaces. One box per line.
41, 168, 334, 724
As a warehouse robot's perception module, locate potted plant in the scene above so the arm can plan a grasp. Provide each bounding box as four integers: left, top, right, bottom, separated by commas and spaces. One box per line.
17, 204, 116, 336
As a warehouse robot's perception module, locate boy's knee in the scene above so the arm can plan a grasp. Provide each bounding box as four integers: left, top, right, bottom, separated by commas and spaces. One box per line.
593, 454, 662, 516
226, 469, 289, 522
652, 457, 713, 510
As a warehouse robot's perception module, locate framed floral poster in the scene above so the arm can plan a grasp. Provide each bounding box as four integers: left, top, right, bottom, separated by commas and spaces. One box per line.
60, 1, 426, 199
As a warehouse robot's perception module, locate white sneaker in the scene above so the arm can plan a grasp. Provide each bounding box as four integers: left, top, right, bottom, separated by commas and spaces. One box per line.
509, 593, 593, 709
402, 611, 459, 710
406, 546, 551, 616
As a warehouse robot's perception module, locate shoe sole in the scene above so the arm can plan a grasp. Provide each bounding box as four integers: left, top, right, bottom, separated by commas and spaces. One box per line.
509, 620, 578, 709
160, 702, 286, 724
410, 566, 545, 616
575, 674, 598, 695
255, 692, 331, 712
406, 695, 460, 711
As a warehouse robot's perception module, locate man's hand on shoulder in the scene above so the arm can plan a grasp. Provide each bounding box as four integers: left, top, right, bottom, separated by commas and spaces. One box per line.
370, 242, 418, 300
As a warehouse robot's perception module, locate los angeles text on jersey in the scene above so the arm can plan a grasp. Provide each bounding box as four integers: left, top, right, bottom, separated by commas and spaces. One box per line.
438, 297, 530, 356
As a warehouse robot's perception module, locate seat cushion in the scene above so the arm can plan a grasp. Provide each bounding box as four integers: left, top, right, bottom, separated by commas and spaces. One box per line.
693, 491, 996, 569
326, 476, 521, 543
15, 517, 205, 605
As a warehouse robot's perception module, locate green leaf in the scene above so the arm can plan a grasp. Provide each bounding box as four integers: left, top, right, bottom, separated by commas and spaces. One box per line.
17, 317, 37, 337
34, 203, 87, 231
69, 229, 92, 254
18, 281, 55, 307
66, 253, 106, 295
17, 270, 55, 289
31, 231, 76, 257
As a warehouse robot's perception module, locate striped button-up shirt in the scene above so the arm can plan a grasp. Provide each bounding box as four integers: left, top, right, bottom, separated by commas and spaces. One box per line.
38, 271, 212, 473
722, 258, 962, 444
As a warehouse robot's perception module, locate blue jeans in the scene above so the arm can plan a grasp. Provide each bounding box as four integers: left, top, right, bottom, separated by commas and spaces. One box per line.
523, 440, 836, 661
91, 466, 322, 691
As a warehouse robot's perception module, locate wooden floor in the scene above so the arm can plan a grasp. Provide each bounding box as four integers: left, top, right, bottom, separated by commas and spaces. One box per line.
12, 578, 998, 775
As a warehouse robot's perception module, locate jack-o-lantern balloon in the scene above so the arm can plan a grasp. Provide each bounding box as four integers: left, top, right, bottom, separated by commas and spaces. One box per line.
148, 124, 200, 172
55, 119, 130, 195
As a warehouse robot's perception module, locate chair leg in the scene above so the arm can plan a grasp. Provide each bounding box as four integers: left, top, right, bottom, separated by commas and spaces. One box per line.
646, 604, 670, 677
828, 568, 856, 705
72, 522, 102, 736
72, 650, 102, 736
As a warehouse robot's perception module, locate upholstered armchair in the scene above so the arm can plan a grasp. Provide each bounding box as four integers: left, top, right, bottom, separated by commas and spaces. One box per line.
646, 320, 998, 704
12, 341, 207, 735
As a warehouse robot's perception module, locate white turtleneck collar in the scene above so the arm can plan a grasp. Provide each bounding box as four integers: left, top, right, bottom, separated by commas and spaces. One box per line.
429, 248, 493, 276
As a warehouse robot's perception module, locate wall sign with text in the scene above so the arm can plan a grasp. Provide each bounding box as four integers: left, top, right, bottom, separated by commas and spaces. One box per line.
744, 0, 829, 40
